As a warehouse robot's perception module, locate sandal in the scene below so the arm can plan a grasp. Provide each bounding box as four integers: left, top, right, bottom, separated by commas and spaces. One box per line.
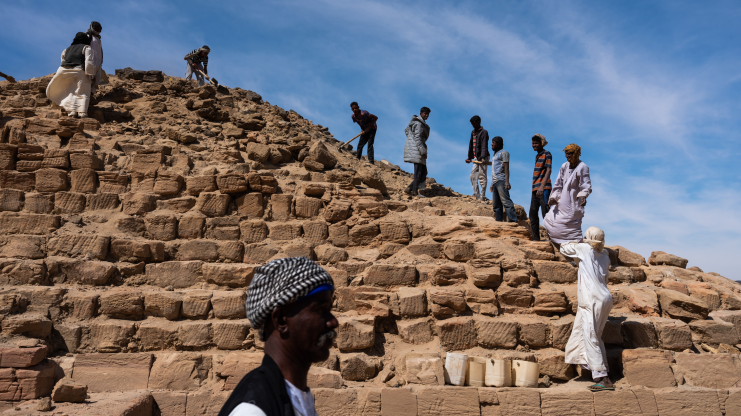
588, 384, 615, 391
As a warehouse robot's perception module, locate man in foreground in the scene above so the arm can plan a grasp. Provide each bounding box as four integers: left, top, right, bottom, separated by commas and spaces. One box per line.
529, 134, 552, 241
218, 257, 337, 416
184, 45, 210, 87
465, 115, 490, 201
489, 136, 517, 222
561, 227, 614, 391
350, 102, 378, 164
403, 107, 431, 197
543, 143, 592, 244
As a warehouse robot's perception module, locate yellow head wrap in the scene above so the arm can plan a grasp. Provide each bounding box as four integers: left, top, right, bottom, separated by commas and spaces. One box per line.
563, 143, 581, 166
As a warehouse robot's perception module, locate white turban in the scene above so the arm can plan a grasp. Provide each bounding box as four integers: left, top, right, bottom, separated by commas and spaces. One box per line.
583, 226, 605, 252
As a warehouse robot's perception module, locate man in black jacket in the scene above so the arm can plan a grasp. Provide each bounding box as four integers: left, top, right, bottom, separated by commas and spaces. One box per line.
465, 115, 490, 201
218, 257, 338, 416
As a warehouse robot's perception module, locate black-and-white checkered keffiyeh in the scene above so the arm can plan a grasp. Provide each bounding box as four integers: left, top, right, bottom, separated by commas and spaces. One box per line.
246, 257, 334, 340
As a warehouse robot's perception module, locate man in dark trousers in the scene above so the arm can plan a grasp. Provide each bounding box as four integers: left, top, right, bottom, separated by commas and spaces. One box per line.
403, 107, 431, 197
218, 257, 338, 416
350, 102, 378, 164
489, 136, 518, 222
465, 115, 490, 201
530, 134, 552, 241
184, 46, 210, 87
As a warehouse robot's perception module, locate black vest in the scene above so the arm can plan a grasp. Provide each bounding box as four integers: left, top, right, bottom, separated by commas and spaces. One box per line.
218, 355, 295, 416
62, 44, 86, 68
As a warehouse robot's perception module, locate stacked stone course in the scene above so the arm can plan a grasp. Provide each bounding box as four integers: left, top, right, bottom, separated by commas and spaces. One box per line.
1, 72, 740, 415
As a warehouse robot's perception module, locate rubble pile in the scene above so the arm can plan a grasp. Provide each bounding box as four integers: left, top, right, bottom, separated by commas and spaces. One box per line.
1, 70, 741, 416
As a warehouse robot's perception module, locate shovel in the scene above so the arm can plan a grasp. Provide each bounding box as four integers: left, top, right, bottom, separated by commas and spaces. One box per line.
338, 132, 364, 151
193, 67, 220, 88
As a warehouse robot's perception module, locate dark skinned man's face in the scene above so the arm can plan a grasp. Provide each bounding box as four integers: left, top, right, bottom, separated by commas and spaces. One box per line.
532, 141, 542, 152
471, 120, 481, 130
351, 105, 361, 117
284, 291, 338, 363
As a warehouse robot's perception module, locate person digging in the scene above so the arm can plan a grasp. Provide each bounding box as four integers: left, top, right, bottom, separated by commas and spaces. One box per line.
184, 45, 211, 87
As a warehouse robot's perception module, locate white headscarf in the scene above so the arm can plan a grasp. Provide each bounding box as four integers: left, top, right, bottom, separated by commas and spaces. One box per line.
583, 226, 605, 252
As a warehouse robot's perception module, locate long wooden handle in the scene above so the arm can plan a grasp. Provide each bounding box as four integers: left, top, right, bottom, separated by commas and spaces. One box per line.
473, 160, 492, 166
339, 132, 363, 149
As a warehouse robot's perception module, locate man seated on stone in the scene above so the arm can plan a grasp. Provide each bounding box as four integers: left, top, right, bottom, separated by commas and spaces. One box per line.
218, 257, 337, 416
561, 227, 614, 391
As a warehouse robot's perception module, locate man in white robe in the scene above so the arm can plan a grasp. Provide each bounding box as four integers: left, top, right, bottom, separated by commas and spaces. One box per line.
86, 21, 104, 94
543, 143, 592, 243
561, 227, 614, 391
46, 32, 96, 118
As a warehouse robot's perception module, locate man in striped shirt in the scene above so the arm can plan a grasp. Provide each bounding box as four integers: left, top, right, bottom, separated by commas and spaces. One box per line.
184, 46, 210, 87
530, 134, 552, 241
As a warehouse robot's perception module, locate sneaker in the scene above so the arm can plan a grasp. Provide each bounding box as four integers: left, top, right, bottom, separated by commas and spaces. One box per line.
78, 112, 88, 118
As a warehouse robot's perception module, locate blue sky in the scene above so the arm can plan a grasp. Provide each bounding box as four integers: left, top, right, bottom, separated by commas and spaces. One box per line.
4, 0, 740, 278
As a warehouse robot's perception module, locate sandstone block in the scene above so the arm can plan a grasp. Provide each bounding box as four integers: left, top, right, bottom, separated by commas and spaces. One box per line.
99, 290, 144, 320
243, 242, 279, 263
398, 287, 427, 317
324, 199, 351, 222
212, 291, 247, 319
138, 319, 181, 351
86, 192, 120, 210
398, 318, 433, 344
653, 388, 721, 416
54, 191, 86, 213
493, 388, 541, 416
365, 264, 417, 287
651, 317, 692, 351
550, 315, 574, 350
436, 317, 476, 350
475, 316, 517, 349
337, 316, 375, 351
216, 173, 249, 193
307, 366, 343, 389
295, 196, 323, 218
416, 386, 479, 415
64, 291, 98, 319
689, 319, 740, 345
219, 352, 264, 390
315, 244, 347, 263
178, 321, 212, 348
13, 361, 55, 400
674, 352, 741, 389
235, 192, 264, 218
657, 288, 709, 322
533, 260, 577, 283
23, 193, 55, 213
340, 353, 381, 381
145, 213, 178, 241
649, 251, 688, 268
0, 346, 47, 368
442, 240, 475, 262
622, 316, 659, 348
0, 171, 35, 191
181, 290, 213, 319
148, 352, 212, 390
539, 389, 594, 416
328, 223, 349, 247
213, 320, 249, 350
179, 215, 205, 239
270, 194, 293, 221
69, 168, 97, 193
146, 261, 203, 289
153, 171, 183, 195
622, 349, 676, 388
45, 257, 115, 285
109, 239, 164, 263
428, 287, 466, 317
381, 388, 416, 416
98, 171, 128, 194
34, 168, 67, 192
349, 223, 380, 245
144, 292, 183, 320
0, 235, 46, 259
122, 192, 156, 215
47, 234, 109, 260
186, 175, 217, 195
430, 263, 467, 285
268, 222, 303, 240
195, 192, 231, 217
73, 353, 153, 392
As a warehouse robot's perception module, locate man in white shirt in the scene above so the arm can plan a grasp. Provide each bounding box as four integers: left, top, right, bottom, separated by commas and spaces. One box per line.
218, 257, 338, 416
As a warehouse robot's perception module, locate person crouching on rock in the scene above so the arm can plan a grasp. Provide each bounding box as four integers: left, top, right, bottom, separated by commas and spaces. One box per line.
466, 115, 490, 201
184, 45, 210, 87
350, 102, 378, 164
403, 107, 431, 197
218, 257, 337, 416
561, 227, 614, 391
543, 143, 592, 245
46, 32, 96, 118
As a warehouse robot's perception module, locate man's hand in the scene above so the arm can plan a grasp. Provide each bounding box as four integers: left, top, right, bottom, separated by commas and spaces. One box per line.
489, 184, 494, 193
505, 181, 511, 191
465, 159, 471, 163
536, 186, 544, 197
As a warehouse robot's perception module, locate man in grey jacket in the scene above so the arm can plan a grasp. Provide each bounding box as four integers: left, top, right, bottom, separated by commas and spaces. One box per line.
466, 115, 490, 201
403, 107, 431, 197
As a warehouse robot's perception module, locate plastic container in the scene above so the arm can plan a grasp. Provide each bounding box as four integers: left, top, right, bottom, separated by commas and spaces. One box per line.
444, 352, 468, 386
512, 360, 539, 388
485, 359, 512, 387
466, 357, 486, 387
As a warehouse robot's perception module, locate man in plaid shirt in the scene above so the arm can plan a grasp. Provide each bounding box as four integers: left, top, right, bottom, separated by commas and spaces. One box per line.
184, 45, 210, 87
530, 134, 552, 241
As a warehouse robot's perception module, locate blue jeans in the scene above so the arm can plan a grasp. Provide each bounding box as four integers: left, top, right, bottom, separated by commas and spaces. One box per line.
492, 181, 517, 222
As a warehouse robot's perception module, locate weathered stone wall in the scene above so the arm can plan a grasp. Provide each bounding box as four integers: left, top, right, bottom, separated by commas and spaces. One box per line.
1, 72, 740, 415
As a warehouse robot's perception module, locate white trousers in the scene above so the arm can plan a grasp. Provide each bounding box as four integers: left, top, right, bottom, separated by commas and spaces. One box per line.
470, 160, 488, 200
581, 364, 608, 379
